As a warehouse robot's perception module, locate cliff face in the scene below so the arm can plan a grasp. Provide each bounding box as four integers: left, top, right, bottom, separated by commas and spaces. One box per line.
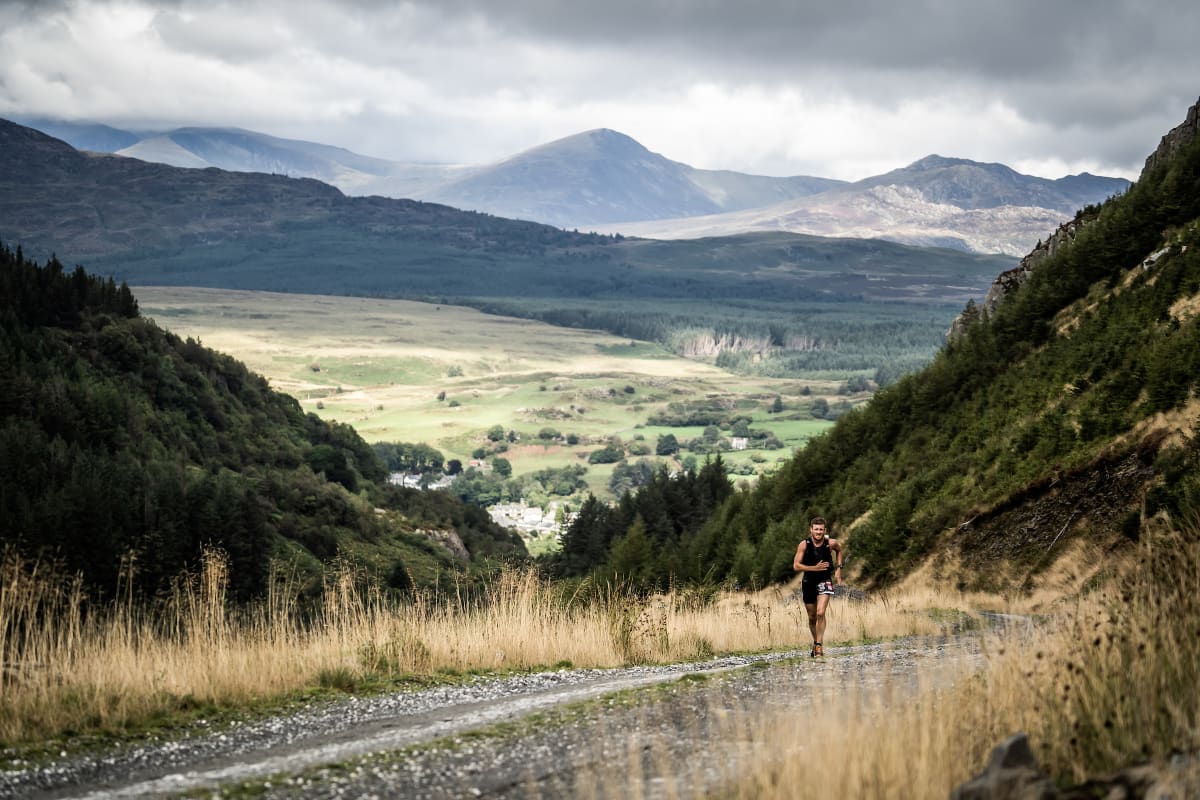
947, 216, 1086, 339
949, 96, 1200, 341
1142, 97, 1200, 178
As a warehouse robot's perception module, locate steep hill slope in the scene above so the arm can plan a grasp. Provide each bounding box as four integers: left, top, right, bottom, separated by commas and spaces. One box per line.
0, 246, 525, 599
722, 98, 1200, 587
559, 97, 1200, 591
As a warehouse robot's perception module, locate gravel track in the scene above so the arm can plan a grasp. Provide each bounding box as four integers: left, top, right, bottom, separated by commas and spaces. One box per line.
1, 634, 984, 799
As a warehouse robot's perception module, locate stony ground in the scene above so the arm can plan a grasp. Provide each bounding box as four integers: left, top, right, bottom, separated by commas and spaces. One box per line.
1, 635, 982, 800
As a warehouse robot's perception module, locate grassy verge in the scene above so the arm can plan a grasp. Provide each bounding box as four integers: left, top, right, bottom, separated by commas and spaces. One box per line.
0, 550, 972, 753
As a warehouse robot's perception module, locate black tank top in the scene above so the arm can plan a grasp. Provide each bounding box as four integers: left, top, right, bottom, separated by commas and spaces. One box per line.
801, 536, 833, 583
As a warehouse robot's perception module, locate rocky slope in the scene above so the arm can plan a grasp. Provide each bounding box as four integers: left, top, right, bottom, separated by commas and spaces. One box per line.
597, 156, 1128, 256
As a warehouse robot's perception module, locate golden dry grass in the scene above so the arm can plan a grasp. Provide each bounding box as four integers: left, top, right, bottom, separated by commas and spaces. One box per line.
9, 527, 1193, 795
0, 552, 971, 747
713, 523, 1200, 797
550, 522, 1199, 799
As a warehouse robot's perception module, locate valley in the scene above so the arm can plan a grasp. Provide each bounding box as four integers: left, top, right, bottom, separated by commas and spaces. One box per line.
136, 287, 848, 513
3, 62, 1199, 800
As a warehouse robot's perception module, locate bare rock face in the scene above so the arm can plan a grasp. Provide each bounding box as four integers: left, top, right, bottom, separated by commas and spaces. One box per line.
950, 733, 1058, 800
984, 219, 1083, 316
1141, 96, 1200, 179
947, 209, 1087, 340
417, 528, 471, 561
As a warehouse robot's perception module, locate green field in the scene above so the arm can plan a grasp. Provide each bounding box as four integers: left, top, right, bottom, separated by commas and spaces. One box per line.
138, 287, 853, 498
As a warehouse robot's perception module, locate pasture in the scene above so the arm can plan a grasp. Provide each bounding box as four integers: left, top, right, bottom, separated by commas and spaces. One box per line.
137, 287, 852, 493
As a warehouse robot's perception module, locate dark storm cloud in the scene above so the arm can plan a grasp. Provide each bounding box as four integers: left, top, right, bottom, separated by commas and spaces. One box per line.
412, 0, 1198, 115
0, 0, 1195, 178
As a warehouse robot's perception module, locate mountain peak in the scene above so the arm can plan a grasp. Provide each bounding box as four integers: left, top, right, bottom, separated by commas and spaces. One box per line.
907, 154, 976, 171
520, 127, 654, 162
903, 154, 1015, 174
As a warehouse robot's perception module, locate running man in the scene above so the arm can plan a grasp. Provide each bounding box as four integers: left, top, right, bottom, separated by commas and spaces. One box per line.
793, 516, 844, 657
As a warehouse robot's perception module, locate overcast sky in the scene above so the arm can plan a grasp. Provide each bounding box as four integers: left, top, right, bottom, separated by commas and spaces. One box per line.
1, 0, 1197, 180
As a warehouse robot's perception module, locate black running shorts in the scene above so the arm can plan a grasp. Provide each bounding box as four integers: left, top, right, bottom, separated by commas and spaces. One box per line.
802, 579, 834, 604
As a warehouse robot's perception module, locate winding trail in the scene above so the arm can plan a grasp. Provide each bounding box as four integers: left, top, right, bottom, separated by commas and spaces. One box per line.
2, 634, 988, 799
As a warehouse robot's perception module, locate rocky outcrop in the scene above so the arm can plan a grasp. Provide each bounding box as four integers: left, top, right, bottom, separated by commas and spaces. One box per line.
951, 733, 1200, 800
1141, 96, 1200, 179
418, 528, 470, 561
950, 733, 1057, 800
947, 217, 1084, 339
983, 219, 1082, 317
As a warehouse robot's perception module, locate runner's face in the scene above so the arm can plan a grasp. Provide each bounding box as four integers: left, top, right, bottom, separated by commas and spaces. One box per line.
810, 523, 826, 541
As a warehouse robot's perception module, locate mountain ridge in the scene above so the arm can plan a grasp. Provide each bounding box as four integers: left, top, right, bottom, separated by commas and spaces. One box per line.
0, 117, 1010, 310
15, 116, 1127, 252
601, 151, 1129, 255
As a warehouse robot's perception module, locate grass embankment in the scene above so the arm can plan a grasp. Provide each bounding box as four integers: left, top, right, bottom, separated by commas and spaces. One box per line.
0, 551, 962, 751
706, 522, 1200, 797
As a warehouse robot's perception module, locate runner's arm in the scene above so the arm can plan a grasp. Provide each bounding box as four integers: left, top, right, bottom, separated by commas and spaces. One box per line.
793, 541, 808, 573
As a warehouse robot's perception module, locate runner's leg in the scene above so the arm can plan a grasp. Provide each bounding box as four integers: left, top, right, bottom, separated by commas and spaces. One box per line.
814, 593, 830, 648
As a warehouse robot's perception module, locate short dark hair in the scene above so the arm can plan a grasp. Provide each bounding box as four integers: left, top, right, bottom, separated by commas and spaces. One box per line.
810, 516, 827, 527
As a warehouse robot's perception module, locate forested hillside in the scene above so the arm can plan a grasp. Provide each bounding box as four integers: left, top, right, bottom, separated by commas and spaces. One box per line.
0, 245, 525, 599
559, 100, 1200, 589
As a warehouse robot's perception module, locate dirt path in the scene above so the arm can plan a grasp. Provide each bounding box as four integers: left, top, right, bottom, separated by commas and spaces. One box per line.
2, 635, 985, 799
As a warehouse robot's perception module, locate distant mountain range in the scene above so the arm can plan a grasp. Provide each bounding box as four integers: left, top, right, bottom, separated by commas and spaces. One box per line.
0, 117, 1010, 309
13, 116, 1128, 255
415, 128, 844, 227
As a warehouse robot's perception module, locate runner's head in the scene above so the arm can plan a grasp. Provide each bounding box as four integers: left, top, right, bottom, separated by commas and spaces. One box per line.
810, 516, 827, 541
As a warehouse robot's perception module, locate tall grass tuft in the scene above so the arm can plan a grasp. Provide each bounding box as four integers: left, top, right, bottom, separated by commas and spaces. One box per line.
0, 552, 969, 748
1026, 522, 1200, 781
708, 520, 1200, 798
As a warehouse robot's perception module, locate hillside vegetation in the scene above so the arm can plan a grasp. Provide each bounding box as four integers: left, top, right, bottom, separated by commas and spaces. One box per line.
560, 101, 1200, 589
0, 245, 525, 599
